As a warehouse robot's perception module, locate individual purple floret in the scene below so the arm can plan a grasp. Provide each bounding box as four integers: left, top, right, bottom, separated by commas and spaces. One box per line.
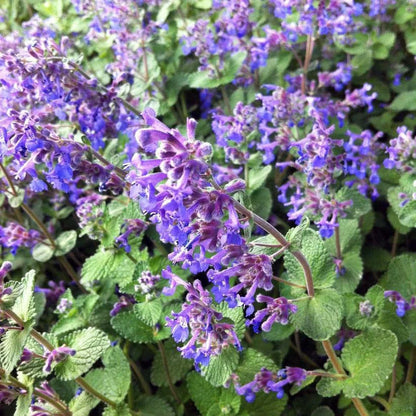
246, 295, 297, 332
234, 366, 307, 402
35, 281, 66, 306
0, 383, 26, 405
43, 345, 76, 373
384, 290, 416, 317
110, 294, 136, 317
163, 268, 241, 369
115, 218, 148, 252
56, 298, 72, 314
333, 329, 357, 351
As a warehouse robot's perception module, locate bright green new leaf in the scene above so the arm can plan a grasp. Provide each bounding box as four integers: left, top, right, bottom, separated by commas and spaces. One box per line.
389, 383, 416, 416
134, 299, 163, 326
32, 243, 54, 262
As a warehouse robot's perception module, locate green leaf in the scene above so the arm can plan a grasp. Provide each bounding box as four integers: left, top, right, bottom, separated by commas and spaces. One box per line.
151, 340, 193, 387
12, 270, 36, 322
84, 346, 130, 403
134, 299, 163, 326
395, 5, 415, 24
188, 51, 247, 88
333, 251, 363, 294
351, 51, 373, 76
187, 371, 221, 415
344, 285, 385, 330
378, 302, 409, 344
285, 217, 310, 251
137, 396, 175, 416
404, 310, 416, 345
250, 187, 272, 220
111, 311, 170, 343
81, 249, 115, 284
387, 207, 411, 234
55, 230, 77, 256
201, 346, 239, 387
102, 403, 131, 416
383, 254, 416, 299
240, 392, 287, 416
377, 31, 396, 48
336, 188, 371, 218
69, 391, 99, 416
54, 328, 109, 380
284, 229, 335, 290
405, 31, 416, 55
247, 165, 272, 192
7, 188, 25, 208
341, 328, 398, 398
372, 43, 389, 60
262, 322, 294, 341
390, 91, 416, 111
32, 243, 54, 262
389, 383, 416, 416
311, 406, 335, 416
249, 234, 283, 256
0, 326, 32, 374
235, 348, 278, 385
290, 289, 343, 341
324, 219, 362, 256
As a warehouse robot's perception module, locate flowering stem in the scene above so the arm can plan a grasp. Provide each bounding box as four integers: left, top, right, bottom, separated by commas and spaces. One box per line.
56, 256, 86, 293
127, 355, 152, 395
301, 34, 315, 95
334, 227, 342, 260
34, 388, 71, 415
321, 340, 369, 416
157, 341, 181, 404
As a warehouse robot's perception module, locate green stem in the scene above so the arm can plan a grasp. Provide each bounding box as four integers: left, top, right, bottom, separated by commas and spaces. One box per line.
370, 395, 390, 411
127, 356, 152, 395
34, 388, 71, 416
321, 340, 369, 416
334, 227, 342, 260
157, 341, 181, 404
75, 376, 117, 408
289, 341, 319, 368
389, 359, 397, 403
272, 276, 306, 290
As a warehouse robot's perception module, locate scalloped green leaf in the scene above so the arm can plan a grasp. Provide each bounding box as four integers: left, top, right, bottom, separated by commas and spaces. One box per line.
133, 299, 163, 326
111, 311, 170, 343
284, 229, 336, 290
201, 346, 239, 387
383, 254, 416, 299
54, 328, 109, 380
84, 346, 130, 403
341, 328, 398, 398
290, 289, 343, 341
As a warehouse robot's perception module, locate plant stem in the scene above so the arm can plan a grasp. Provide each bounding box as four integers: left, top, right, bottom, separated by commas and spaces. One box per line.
388, 360, 397, 403
272, 276, 306, 289
391, 230, 399, 258
406, 346, 416, 383
157, 341, 181, 404
127, 356, 152, 395
56, 255, 87, 293
334, 227, 342, 260
75, 377, 117, 408
321, 340, 369, 416
34, 388, 72, 415
370, 395, 390, 411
